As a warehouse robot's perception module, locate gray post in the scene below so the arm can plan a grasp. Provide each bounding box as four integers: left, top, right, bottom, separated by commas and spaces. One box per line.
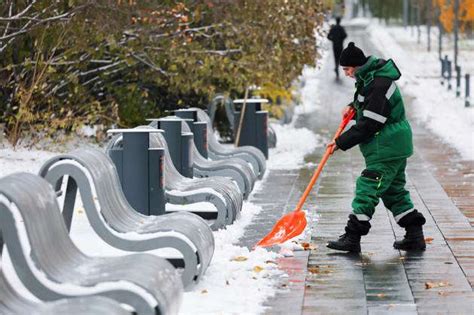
174, 109, 209, 158
447, 59, 452, 90
107, 129, 165, 216
191, 122, 208, 158
454, 0, 459, 67
181, 132, 194, 178
123, 132, 152, 214
148, 148, 166, 215
466, 74, 471, 107
233, 98, 269, 158
154, 118, 194, 178
455, 65, 461, 97
441, 55, 448, 85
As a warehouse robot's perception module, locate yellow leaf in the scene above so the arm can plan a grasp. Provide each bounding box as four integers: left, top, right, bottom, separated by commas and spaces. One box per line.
253, 266, 264, 273
231, 256, 248, 262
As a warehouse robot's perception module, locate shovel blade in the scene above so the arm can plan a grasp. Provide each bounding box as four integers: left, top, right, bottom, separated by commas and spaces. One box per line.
255, 210, 307, 248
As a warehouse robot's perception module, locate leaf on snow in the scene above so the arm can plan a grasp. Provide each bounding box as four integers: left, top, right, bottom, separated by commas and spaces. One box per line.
253, 266, 264, 273
231, 256, 248, 262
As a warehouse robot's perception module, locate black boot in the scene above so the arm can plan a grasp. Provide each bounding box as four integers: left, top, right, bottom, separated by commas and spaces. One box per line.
327, 214, 371, 253
393, 210, 426, 251
327, 232, 361, 252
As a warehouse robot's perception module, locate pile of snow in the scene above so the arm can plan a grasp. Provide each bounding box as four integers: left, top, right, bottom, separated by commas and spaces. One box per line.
180, 202, 283, 314
268, 124, 322, 170
366, 20, 474, 160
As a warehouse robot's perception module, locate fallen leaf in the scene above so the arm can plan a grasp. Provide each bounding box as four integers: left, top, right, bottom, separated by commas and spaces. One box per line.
253, 266, 264, 273
308, 267, 320, 274
377, 293, 386, 298
265, 260, 278, 265
425, 281, 450, 289
425, 237, 434, 244
438, 291, 447, 296
201, 289, 208, 294
231, 256, 248, 262
300, 242, 317, 250
425, 282, 435, 289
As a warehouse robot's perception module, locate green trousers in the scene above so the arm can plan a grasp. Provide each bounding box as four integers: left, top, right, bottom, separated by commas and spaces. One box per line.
352, 158, 414, 221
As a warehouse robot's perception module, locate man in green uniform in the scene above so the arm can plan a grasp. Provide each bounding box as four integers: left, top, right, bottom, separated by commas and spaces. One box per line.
326, 42, 426, 253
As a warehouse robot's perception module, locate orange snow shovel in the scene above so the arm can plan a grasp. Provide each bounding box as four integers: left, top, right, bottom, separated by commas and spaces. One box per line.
255, 108, 356, 248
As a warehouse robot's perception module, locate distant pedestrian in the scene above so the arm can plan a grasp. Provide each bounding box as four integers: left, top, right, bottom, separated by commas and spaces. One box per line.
327, 17, 347, 80
326, 42, 426, 253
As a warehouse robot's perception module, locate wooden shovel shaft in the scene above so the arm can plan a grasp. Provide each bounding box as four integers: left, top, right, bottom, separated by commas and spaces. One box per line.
294, 109, 355, 212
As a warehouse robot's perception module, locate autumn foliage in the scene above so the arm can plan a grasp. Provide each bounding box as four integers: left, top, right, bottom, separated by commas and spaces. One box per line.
0, 0, 324, 146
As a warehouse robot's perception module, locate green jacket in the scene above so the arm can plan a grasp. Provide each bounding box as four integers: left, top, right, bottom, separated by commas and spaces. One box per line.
336, 56, 413, 164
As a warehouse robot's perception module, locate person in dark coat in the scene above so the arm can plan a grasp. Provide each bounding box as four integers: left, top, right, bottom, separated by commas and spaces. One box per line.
327, 17, 347, 79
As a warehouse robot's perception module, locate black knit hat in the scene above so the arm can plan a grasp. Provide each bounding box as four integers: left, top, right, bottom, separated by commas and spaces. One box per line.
339, 42, 367, 67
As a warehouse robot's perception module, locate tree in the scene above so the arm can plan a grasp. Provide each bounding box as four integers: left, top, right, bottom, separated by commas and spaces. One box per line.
0, 0, 324, 146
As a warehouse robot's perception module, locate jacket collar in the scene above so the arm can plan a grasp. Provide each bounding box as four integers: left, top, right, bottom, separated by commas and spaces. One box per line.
355, 56, 378, 85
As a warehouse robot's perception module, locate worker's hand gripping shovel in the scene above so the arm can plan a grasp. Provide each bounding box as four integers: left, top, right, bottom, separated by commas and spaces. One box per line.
255, 108, 356, 248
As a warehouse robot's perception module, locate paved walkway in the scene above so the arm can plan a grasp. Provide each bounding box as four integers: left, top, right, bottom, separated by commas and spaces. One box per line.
237, 23, 474, 314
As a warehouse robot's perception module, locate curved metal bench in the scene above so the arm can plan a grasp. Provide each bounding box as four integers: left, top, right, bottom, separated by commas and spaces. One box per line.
194, 107, 267, 179
177, 117, 257, 199
0, 262, 130, 315
39, 148, 214, 289
107, 129, 243, 229
147, 128, 243, 226
0, 173, 182, 315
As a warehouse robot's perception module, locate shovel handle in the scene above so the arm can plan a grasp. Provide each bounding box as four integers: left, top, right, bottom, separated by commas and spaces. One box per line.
294, 108, 355, 212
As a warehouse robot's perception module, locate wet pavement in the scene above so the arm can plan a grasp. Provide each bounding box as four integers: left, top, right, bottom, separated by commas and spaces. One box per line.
237, 24, 473, 314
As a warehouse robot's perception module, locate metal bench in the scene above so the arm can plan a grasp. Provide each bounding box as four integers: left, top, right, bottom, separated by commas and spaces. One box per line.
173, 116, 257, 199
0, 261, 130, 315
39, 148, 214, 289
107, 126, 243, 229
0, 172, 182, 315
194, 107, 267, 179
146, 127, 243, 226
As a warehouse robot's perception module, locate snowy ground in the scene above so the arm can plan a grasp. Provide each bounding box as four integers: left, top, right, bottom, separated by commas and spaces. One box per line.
350, 18, 474, 160
0, 60, 324, 313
